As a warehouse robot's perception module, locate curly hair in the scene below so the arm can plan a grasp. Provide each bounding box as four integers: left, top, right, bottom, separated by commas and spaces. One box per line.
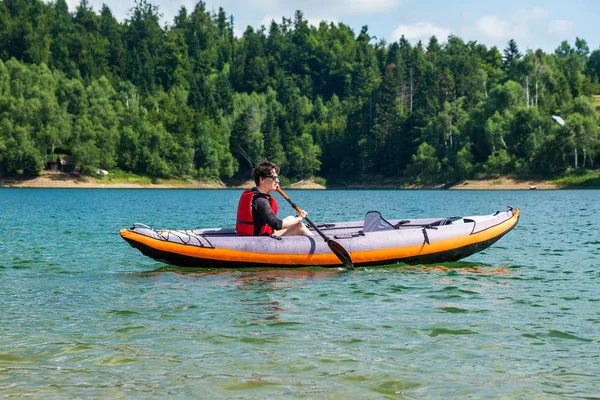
253, 159, 280, 186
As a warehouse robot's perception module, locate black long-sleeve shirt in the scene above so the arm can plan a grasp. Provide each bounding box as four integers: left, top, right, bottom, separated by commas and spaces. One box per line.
252, 193, 283, 235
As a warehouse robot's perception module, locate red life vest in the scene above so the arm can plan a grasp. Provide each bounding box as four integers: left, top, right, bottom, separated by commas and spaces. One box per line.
236, 189, 279, 236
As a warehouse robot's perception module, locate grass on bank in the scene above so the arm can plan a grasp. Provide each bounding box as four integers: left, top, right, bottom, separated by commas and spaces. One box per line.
95, 170, 153, 184
20, 169, 599, 189
94, 170, 219, 186
92, 170, 326, 188
92, 170, 600, 189
552, 170, 600, 188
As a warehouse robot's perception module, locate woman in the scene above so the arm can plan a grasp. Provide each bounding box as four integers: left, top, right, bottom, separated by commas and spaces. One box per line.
236, 160, 312, 236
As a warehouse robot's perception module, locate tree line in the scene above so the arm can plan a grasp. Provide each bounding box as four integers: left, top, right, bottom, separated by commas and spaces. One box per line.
1, 0, 599, 183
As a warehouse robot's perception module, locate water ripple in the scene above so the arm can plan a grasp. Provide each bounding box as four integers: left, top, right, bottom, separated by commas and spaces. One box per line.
1, 189, 600, 397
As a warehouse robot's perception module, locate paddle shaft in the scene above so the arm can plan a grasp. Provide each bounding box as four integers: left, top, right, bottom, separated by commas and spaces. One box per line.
275, 188, 328, 242
275, 187, 354, 269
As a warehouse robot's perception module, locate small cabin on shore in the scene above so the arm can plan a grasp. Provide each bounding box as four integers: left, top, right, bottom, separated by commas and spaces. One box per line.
46, 156, 76, 173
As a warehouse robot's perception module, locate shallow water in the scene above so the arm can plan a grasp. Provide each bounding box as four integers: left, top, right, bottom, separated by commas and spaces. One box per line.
1, 188, 599, 398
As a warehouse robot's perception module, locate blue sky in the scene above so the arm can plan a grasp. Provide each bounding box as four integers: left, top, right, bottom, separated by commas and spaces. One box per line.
67, 0, 599, 53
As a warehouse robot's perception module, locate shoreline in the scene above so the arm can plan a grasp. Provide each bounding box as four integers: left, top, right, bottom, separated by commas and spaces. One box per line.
0, 171, 327, 190
448, 177, 558, 190
0, 172, 224, 189
0, 172, 560, 190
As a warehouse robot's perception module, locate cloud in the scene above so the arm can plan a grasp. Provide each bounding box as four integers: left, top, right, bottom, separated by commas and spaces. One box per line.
476, 8, 549, 43
547, 19, 574, 37
477, 16, 510, 40
259, 15, 277, 28
390, 22, 451, 43
343, 0, 404, 14
65, 0, 79, 9
249, 0, 282, 9
510, 7, 548, 23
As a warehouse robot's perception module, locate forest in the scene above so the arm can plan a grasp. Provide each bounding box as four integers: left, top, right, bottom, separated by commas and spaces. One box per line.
1, 0, 599, 184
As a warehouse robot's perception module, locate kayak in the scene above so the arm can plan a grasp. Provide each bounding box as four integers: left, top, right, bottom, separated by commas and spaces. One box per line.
119, 206, 519, 269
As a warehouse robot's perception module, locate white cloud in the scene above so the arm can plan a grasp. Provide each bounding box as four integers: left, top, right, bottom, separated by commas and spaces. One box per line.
248, 0, 282, 9
259, 15, 276, 28
548, 19, 574, 36
65, 0, 78, 9
476, 8, 550, 43
344, 0, 404, 14
390, 22, 451, 43
510, 7, 548, 23
477, 16, 510, 40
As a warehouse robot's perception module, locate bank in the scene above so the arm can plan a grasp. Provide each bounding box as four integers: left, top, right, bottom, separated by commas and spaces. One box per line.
2, 170, 599, 190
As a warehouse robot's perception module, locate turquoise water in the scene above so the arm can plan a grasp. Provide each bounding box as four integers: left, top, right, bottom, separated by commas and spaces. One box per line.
1, 188, 599, 398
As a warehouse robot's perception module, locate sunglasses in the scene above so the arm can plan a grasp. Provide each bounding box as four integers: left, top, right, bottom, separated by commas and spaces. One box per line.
265, 175, 280, 180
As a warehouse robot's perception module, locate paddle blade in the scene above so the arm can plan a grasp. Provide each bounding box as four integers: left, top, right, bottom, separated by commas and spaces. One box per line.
328, 240, 354, 270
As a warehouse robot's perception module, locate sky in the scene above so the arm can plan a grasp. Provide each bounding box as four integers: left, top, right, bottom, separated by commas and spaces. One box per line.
65, 0, 599, 53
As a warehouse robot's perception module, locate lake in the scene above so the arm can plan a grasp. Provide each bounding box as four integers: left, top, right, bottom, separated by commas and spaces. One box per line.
1, 188, 599, 398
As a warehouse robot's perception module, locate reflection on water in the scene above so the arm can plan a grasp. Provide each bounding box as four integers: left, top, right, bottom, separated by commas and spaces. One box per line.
140, 265, 347, 279
140, 261, 510, 276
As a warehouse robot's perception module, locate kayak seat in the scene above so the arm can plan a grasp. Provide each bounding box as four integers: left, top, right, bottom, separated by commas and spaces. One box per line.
363, 211, 396, 233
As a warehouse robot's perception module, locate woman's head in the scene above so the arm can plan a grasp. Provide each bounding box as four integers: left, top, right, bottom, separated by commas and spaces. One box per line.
253, 159, 280, 186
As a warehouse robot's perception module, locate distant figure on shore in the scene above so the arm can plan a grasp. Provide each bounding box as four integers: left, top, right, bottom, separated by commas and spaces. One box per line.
235, 160, 312, 236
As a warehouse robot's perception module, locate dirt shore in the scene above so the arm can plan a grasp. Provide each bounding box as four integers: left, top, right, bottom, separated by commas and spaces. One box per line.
1, 172, 556, 190
450, 177, 558, 190
0, 171, 224, 189
222, 178, 327, 190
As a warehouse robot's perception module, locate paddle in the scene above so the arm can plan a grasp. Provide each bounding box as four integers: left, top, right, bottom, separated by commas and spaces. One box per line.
276, 187, 354, 270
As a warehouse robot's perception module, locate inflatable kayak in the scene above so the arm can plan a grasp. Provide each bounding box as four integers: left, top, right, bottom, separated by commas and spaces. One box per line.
120, 206, 519, 269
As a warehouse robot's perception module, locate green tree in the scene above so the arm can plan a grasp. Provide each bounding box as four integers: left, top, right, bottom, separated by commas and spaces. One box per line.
156, 29, 190, 90
507, 107, 548, 171
0, 120, 44, 175
230, 100, 265, 170
370, 62, 408, 175
565, 96, 599, 168
292, 132, 321, 177
49, 0, 74, 74
100, 4, 126, 81
124, 0, 163, 92
503, 39, 522, 81
483, 149, 513, 175
483, 111, 510, 156
261, 89, 286, 168
405, 142, 441, 180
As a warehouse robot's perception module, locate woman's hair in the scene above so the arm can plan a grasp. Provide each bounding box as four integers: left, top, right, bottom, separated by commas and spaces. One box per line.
253, 159, 279, 186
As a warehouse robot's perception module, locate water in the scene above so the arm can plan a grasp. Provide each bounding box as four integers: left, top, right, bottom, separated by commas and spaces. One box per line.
1, 188, 599, 398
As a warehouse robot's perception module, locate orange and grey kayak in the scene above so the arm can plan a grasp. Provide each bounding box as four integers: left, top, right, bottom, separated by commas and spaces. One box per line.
120, 207, 519, 269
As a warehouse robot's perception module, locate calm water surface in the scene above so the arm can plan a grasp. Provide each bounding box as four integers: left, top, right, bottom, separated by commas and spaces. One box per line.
1, 188, 599, 398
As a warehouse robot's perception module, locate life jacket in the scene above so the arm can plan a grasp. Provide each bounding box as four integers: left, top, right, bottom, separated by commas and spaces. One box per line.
236, 188, 279, 236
